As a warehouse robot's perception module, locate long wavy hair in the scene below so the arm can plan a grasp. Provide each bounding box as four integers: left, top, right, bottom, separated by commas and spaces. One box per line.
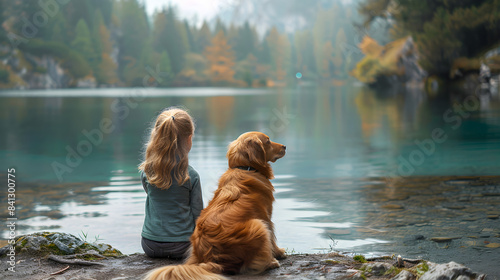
139, 108, 195, 190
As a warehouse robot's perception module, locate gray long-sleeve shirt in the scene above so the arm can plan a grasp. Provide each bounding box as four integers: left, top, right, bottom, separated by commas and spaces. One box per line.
141, 165, 203, 242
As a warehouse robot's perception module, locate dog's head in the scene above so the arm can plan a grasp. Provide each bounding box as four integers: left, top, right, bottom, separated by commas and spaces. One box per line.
227, 132, 286, 178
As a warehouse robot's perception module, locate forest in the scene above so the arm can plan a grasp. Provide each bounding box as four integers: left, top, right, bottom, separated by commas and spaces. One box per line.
1, 0, 498, 89
0, 0, 361, 89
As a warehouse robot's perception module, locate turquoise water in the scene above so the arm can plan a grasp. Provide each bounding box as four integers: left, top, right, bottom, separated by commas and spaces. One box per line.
1, 85, 500, 258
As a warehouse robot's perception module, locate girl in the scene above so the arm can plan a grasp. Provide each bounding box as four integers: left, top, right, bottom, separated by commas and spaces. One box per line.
139, 108, 203, 259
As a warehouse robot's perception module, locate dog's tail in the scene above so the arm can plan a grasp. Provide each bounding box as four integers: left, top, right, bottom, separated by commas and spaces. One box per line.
144, 262, 227, 280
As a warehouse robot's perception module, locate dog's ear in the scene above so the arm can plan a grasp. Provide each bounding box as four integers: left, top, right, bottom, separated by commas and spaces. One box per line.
227, 135, 266, 168
244, 136, 266, 167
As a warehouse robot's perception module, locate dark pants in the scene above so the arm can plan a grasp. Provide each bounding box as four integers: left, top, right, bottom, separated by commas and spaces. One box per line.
141, 237, 191, 259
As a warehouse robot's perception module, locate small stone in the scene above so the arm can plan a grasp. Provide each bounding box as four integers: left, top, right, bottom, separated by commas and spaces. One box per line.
430, 237, 460, 243
487, 215, 499, 219
483, 192, 500, 196
485, 243, 500, 248
447, 206, 465, 210
382, 204, 404, 210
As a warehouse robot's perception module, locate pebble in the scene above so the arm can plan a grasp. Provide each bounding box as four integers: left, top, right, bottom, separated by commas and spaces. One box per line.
487, 215, 499, 219
381, 204, 404, 210
430, 237, 460, 243
446, 206, 465, 210
485, 243, 500, 248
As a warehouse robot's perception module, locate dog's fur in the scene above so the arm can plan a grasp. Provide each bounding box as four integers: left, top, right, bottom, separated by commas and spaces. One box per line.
144, 132, 287, 280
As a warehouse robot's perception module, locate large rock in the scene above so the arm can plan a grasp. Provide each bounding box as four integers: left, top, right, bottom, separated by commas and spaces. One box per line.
362, 262, 394, 276
0, 232, 122, 257
420, 262, 481, 280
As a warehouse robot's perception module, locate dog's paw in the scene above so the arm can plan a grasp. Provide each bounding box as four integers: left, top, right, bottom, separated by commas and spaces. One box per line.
275, 248, 287, 260
268, 258, 280, 269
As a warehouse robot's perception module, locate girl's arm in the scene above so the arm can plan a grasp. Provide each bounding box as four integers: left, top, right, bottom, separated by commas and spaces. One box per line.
140, 171, 148, 193
190, 176, 203, 221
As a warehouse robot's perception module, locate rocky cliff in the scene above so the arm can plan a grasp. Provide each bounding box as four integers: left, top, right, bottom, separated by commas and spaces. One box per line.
0, 45, 96, 89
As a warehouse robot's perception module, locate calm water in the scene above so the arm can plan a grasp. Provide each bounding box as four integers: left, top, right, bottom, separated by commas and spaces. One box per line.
1, 85, 500, 271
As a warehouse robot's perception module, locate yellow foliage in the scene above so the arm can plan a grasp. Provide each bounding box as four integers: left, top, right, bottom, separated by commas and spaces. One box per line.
359, 36, 383, 56
204, 30, 236, 83
351, 36, 411, 84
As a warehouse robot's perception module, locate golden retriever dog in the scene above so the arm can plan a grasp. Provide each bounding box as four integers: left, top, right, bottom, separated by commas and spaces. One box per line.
145, 131, 287, 280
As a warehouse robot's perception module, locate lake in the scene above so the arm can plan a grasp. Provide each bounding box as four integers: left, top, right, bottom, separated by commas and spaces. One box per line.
1, 85, 500, 276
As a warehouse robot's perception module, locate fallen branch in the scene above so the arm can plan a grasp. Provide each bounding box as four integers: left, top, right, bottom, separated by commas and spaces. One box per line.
48, 255, 105, 266
50, 265, 70, 275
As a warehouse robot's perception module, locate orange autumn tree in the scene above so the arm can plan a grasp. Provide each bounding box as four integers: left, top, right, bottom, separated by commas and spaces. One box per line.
204, 30, 236, 84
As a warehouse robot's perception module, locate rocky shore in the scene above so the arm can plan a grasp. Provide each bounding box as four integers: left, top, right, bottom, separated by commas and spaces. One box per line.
0, 232, 491, 280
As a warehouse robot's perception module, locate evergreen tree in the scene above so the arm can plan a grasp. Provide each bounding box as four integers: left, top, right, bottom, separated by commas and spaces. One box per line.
47, 13, 69, 44
71, 19, 98, 75
184, 20, 196, 53
196, 21, 212, 53
158, 51, 173, 86
0, 0, 5, 43
215, 17, 226, 35
92, 10, 105, 57
234, 22, 256, 60
116, 0, 150, 85
152, 8, 187, 74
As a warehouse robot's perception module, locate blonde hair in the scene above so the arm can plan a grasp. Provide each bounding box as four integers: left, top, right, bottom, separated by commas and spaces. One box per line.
139, 108, 195, 190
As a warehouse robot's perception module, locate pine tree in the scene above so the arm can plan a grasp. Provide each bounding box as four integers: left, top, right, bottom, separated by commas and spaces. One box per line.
116, 0, 150, 85
234, 21, 256, 60
158, 51, 173, 86
215, 17, 226, 35
196, 21, 212, 53
71, 19, 98, 74
184, 20, 196, 53
204, 30, 236, 83
152, 8, 186, 74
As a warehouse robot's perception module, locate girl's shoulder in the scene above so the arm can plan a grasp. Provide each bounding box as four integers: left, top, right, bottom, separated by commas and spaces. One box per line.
188, 165, 200, 181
